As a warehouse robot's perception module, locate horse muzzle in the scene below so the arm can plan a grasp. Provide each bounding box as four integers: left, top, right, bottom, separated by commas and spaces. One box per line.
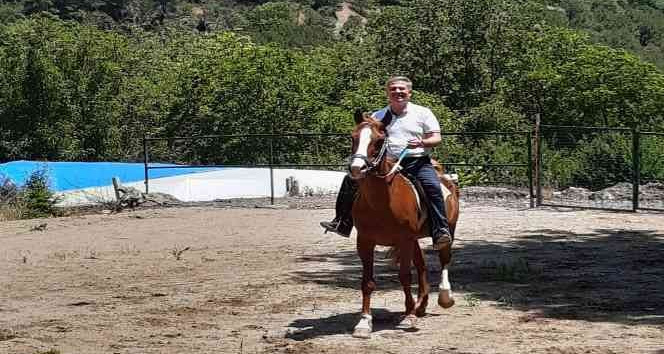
349, 156, 369, 180
349, 166, 368, 180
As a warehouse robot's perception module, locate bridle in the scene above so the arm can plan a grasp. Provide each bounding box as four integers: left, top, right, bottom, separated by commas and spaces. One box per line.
349, 139, 388, 174
348, 122, 389, 179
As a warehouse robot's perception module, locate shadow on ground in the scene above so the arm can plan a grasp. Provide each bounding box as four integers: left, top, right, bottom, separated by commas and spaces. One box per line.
285, 308, 437, 341
291, 227, 664, 327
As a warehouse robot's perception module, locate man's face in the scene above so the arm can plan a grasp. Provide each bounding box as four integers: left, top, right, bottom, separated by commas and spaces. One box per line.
387, 81, 412, 106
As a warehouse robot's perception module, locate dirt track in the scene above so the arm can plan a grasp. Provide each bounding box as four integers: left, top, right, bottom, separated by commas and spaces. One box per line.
1, 203, 663, 354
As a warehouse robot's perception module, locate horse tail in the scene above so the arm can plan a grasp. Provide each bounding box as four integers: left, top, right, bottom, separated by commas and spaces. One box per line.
386, 246, 400, 267
432, 158, 460, 237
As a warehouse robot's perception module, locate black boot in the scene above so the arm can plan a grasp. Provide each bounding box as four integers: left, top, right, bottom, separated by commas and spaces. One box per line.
320, 175, 356, 238
320, 219, 352, 237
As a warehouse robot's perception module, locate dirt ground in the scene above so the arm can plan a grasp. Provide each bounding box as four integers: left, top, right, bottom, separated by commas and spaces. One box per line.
1, 201, 663, 354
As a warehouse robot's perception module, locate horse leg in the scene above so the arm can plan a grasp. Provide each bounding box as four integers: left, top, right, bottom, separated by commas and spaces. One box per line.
353, 238, 376, 339
396, 240, 418, 330
437, 241, 455, 308
413, 240, 429, 317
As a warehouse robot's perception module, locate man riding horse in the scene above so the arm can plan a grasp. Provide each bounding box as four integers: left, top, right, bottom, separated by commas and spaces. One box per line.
320, 76, 452, 250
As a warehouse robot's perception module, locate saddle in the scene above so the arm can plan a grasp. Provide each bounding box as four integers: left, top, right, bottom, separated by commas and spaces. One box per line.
398, 160, 458, 238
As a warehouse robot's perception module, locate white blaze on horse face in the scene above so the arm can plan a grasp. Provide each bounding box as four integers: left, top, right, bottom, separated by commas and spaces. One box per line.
350, 126, 372, 176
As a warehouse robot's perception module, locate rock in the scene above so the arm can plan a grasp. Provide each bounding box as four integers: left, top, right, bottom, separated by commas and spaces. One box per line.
462, 186, 528, 199
117, 185, 146, 207
640, 182, 664, 201
30, 223, 48, 232
590, 182, 632, 201
262, 329, 287, 343
115, 182, 180, 209
561, 187, 592, 199
143, 192, 181, 206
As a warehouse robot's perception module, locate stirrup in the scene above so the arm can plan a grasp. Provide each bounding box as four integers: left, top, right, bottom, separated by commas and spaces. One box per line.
320, 221, 350, 237
432, 232, 452, 250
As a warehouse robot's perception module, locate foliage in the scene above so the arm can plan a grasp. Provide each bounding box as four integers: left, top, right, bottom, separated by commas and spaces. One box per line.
22, 169, 60, 218
0, 169, 60, 220
640, 134, 664, 182
0, 0, 663, 191
542, 131, 634, 190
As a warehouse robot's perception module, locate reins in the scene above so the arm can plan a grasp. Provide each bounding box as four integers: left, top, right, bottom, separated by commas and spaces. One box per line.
349, 110, 407, 179
348, 138, 388, 176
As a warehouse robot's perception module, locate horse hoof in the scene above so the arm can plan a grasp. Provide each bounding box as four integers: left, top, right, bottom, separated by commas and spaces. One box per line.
352, 328, 371, 339
415, 306, 427, 317
438, 290, 455, 309
396, 314, 418, 330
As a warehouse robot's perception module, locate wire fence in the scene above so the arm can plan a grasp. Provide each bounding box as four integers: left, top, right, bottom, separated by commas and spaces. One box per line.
142, 125, 663, 211
143, 131, 534, 205
638, 131, 664, 211
537, 125, 664, 212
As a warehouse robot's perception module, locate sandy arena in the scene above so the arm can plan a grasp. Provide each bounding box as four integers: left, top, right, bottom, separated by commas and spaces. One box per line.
1, 202, 663, 354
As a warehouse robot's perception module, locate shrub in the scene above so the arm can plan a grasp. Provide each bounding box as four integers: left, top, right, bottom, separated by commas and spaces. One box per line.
22, 169, 59, 219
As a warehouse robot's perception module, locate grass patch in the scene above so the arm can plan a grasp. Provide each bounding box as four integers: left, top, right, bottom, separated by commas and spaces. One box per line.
481, 257, 540, 282
463, 293, 481, 308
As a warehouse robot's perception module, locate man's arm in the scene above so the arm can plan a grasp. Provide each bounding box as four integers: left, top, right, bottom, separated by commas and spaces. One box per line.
408, 132, 441, 148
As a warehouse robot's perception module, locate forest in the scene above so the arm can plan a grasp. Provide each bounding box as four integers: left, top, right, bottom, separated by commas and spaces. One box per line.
1, 0, 663, 189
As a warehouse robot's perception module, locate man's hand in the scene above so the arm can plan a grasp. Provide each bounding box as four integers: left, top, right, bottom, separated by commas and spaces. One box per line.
409, 132, 442, 149
407, 138, 424, 148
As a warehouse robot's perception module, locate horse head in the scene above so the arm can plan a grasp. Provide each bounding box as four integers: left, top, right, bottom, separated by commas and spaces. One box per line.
349, 109, 386, 180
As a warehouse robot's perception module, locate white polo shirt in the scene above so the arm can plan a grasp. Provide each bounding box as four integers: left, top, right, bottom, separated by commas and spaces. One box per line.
372, 102, 441, 158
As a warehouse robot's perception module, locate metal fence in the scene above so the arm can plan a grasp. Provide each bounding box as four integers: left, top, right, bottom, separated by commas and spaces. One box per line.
143, 133, 349, 204
635, 131, 664, 212
142, 126, 662, 211
143, 131, 534, 205
536, 125, 664, 212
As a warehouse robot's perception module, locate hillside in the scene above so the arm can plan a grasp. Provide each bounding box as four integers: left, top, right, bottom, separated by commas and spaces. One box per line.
1, 0, 663, 187
1, 0, 663, 66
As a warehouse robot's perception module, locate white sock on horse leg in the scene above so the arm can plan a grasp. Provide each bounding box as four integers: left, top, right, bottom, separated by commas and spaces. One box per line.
439, 266, 451, 291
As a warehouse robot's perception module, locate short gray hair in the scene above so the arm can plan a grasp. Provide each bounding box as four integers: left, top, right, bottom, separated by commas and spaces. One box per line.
385, 76, 413, 90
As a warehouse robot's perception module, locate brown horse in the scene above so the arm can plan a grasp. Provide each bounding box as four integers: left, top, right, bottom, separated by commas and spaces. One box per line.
348, 112, 460, 338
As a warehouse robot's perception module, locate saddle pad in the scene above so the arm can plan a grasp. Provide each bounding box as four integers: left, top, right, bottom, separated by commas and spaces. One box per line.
403, 177, 455, 213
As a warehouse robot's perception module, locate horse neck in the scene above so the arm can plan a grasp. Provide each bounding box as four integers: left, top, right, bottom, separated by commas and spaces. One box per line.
357, 159, 401, 209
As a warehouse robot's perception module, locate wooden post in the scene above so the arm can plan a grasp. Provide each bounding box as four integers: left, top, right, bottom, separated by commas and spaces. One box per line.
112, 177, 122, 202
632, 128, 640, 211
534, 113, 542, 206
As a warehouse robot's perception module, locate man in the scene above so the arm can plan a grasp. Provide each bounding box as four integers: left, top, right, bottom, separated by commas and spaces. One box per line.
320, 76, 452, 250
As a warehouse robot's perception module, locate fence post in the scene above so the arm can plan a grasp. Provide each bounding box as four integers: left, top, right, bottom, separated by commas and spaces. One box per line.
269, 133, 275, 205
534, 113, 542, 206
632, 128, 640, 211
527, 131, 534, 208
143, 134, 149, 194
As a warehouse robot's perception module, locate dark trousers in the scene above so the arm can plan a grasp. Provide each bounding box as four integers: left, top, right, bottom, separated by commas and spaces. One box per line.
334, 156, 450, 238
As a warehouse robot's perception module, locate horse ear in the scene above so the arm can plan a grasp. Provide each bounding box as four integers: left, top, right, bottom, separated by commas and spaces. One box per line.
353, 108, 364, 124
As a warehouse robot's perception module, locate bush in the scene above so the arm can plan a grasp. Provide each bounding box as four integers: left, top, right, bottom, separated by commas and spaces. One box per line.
0, 169, 60, 221
22, 169, 59, 218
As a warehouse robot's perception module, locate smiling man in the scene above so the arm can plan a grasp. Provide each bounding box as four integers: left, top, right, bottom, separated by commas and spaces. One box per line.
320, 76, 452, 250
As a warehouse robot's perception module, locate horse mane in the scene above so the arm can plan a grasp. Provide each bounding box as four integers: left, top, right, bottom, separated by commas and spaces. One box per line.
351, 114, 385, 139
351, 114, 385, 156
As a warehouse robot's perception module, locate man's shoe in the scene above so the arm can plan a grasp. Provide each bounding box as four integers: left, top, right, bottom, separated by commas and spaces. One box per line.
432, 231, 452, 250
320, 221, 351, 237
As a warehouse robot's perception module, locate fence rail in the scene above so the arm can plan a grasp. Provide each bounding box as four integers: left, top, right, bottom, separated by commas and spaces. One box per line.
143, 131, 534, 205
536, 125, 663, 212
142, 125, 662, 212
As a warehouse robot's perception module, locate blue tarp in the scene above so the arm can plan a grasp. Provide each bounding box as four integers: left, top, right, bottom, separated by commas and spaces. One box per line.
0, 161, 217, 192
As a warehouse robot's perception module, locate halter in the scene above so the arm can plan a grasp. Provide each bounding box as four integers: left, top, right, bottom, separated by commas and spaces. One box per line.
348, 137, 388, 175
348, 111, 395, 179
